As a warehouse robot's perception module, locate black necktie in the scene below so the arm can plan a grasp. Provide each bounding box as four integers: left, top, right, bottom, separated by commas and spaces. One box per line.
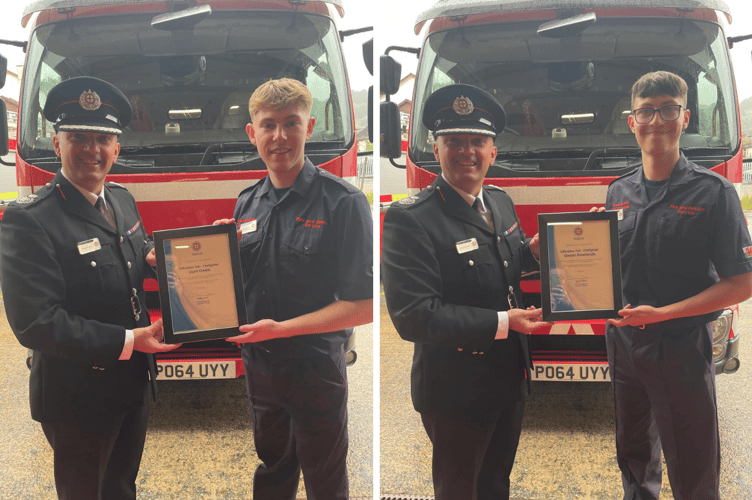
95, 197, 116, 229
473, 197, 493, 230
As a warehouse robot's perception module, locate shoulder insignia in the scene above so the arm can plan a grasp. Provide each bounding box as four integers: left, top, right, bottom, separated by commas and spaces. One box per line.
106, 181, 125, 189
16, 196, 32, 204
398, 195, 418, 206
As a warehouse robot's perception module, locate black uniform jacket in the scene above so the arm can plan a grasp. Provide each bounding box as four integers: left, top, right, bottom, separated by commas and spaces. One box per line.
608, 153, 752, 330
234, 158, 373, 358
0, 171, 154, 431
382, 175, 537, 421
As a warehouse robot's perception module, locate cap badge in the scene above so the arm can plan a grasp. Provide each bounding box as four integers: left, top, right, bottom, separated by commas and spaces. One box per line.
79, 89, 101, 111
452, 96, 474, 116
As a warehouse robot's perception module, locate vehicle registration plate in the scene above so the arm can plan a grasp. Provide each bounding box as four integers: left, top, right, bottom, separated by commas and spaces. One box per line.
532, 363, 610, 382
156, 361, 235, 380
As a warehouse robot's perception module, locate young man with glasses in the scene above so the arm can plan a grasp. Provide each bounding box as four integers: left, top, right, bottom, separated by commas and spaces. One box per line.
602, 71, 752, 499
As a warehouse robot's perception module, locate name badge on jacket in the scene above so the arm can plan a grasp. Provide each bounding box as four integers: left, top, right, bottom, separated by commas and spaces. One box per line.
78, 238, 101, 255
456, 238, 478, 254
240, 220, 257, 234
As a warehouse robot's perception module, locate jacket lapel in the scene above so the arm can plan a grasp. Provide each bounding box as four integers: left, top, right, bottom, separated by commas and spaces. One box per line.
54, 172, 117, 234
436, 176, 494, 234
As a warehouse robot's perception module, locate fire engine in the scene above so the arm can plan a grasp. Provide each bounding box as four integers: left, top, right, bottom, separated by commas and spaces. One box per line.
1, 0, 368, 380
380, 0, 752, 381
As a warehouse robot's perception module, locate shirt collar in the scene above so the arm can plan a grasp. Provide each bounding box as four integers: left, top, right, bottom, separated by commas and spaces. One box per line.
258, 157, 316, 200
440, 173, 487, 211
60, 168, 104, 206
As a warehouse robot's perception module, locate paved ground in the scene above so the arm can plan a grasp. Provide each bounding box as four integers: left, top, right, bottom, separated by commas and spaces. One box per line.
380, 286, 752, 500
0, 304, 373, 499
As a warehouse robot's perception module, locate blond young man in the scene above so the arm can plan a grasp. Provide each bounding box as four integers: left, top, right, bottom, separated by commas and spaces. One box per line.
215, 78, 373, 499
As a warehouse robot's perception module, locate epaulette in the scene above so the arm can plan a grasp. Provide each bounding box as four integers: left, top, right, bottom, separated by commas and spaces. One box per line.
106, 181, 126, 190
14, 194, 38, 205
11, 184, 54, 207
393, 185, 438, 208
608, 166, 640, 187
396, 195, 419, 206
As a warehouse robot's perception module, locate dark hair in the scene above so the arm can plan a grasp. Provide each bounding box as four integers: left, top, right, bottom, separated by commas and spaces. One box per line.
631, 71, 688, 108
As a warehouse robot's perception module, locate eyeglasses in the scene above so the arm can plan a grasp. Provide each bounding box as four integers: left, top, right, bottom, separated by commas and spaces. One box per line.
631, 104, 683, 124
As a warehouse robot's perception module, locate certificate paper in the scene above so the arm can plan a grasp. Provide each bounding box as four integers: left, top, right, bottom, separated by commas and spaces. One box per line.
154, 224, 247, 344
538, 211, 623, 321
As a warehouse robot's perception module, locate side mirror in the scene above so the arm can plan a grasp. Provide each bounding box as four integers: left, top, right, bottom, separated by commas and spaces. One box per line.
0, 55, 6, 89
362, 38, 373, 76
380, 101, 401, 159
362, 38, 374, 144
380, 55, 401, 96
0, 100, 9, 157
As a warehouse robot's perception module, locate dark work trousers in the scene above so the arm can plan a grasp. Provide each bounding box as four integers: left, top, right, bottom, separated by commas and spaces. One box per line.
420, 399, 526, 500
606, 323, 721, 500
242, 344, 349, 500
41, 403, 150, 500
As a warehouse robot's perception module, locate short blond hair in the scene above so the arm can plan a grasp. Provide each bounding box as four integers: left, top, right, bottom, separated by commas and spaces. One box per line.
248, 78, 312, 119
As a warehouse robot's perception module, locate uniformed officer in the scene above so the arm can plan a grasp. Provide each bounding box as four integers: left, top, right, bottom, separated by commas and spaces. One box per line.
214, 78, 373, 500
602, 71, 752, 500
0, 76, 180, 500
381, 84, 549, 500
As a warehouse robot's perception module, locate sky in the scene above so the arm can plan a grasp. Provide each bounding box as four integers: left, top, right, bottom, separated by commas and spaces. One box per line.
1, 1, 751, 99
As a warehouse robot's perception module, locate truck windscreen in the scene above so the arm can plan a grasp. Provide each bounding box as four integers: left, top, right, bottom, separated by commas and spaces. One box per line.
19, 9, 353, 173
411, 17, 738, 175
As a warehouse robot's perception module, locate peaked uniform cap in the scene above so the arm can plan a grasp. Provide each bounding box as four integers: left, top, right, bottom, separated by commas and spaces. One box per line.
422, 84, 506, 137
43, 76, 133, 135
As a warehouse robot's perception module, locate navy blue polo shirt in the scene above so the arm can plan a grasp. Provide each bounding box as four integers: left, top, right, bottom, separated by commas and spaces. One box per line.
233, 157, 373, 357
607, 153, 752, 328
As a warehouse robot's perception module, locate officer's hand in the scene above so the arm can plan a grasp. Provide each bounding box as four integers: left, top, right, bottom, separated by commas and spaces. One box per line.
212, 218, 242, 242
606, 304, 663, 328
145, 248, 156, 267
508, 307, 551, 334
134, 318, 181, 353
226, 319, 285, 344
589, 207, 606, 212
529, 233, 541, 259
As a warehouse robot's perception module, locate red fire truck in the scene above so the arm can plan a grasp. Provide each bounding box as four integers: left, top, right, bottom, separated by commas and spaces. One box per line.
381, 0, 752, 381
1, 0, 366, 380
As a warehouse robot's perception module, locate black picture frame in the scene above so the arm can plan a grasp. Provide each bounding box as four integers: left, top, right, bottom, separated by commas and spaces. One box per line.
153, 224, 247, 344
538, 211, 623, 321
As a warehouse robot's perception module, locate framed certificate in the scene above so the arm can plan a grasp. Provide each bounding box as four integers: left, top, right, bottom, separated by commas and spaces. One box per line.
538, 211, 623, 321
153, 224, 247, 344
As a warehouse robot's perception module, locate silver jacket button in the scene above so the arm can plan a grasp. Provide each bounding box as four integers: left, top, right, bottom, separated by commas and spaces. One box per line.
90, 261, 97, 268
468, 260, 474, 267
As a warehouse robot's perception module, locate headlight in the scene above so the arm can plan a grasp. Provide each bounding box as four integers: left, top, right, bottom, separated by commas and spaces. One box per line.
712, 343, 727, 362
711, 310, 732, 344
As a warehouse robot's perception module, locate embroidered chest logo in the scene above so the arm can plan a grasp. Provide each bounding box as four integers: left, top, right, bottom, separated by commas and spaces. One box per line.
296, 216, 328, 229
670, 204, 706, 216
